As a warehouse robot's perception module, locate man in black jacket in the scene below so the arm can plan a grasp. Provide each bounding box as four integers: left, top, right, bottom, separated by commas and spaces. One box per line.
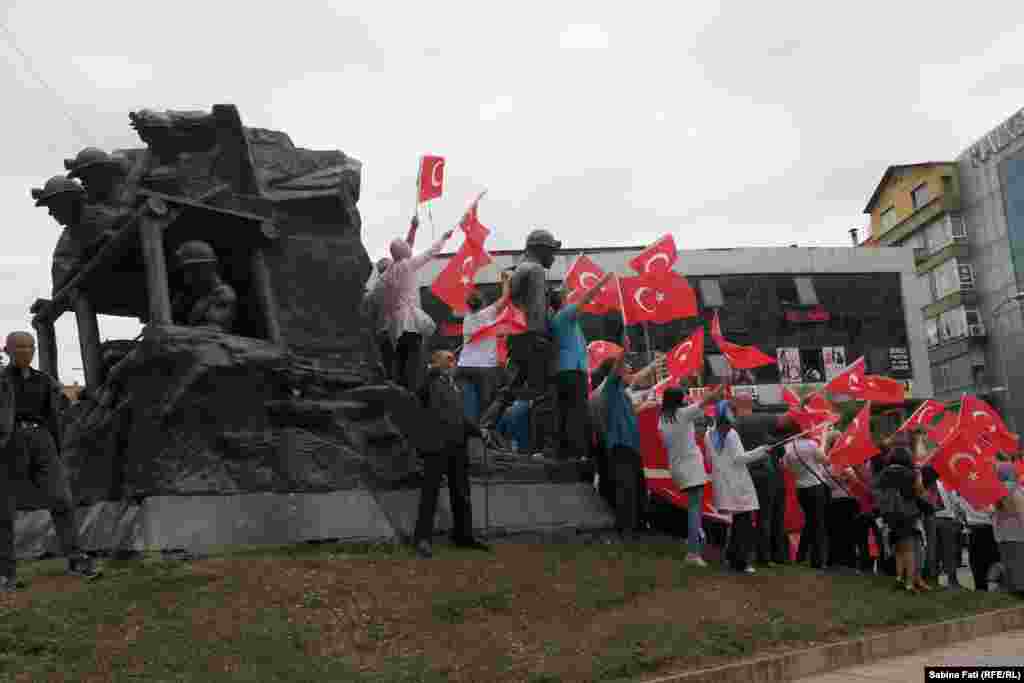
413, 350, 491, 558
0, 332, 99, 591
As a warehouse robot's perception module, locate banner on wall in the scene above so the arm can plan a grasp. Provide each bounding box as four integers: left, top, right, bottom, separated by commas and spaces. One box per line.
776, 347, 802, 384
823, 346, 847, 381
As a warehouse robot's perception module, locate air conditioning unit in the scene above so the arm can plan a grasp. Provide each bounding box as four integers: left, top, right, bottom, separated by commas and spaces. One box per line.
969, 323, 987, 337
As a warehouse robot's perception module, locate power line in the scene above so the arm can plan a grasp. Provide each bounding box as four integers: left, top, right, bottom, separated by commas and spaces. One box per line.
0, 20, 94, 145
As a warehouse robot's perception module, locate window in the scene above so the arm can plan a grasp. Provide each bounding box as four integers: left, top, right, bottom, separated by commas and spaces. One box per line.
911, 182, 931, 209
794, 277, 819, 305
926, 216, 953, 251
699, 279, 724, 308
957, 263, 975, 289
933, 363, 951, 393
926, 318, 939, 347
880, 207, 898, 232
932, 259, 960, 299
965, 308, 981, 326
949, 214, 968, 240
937, 307, 968, 343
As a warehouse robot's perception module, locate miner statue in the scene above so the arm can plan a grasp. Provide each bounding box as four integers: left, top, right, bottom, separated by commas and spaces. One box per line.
171, 240, 238, 333
64, 147, 129, 205
0, 332, 100, 591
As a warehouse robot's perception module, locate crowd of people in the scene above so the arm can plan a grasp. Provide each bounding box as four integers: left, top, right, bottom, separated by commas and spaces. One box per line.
364, 221, 1024, 597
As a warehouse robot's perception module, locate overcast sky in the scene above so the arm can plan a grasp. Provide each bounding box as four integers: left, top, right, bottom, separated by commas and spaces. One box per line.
2, 1, 1024, 384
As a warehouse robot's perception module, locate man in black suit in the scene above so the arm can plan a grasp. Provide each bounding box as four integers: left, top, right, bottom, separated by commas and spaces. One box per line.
413, 350, 491, 558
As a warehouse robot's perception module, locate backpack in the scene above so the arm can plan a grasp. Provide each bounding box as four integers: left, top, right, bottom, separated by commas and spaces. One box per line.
877, 485, 919, 520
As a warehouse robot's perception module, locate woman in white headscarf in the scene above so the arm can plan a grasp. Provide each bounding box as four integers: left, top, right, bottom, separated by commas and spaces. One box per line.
379, 215, 453, 391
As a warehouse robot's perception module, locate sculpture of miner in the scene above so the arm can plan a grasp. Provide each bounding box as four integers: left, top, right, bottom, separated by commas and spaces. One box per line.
0, 332, 100, 591
170, 240, 238, 333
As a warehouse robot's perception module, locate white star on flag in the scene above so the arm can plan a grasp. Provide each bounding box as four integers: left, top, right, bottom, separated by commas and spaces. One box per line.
968, 472, 979, 481
460, 276, 470, 285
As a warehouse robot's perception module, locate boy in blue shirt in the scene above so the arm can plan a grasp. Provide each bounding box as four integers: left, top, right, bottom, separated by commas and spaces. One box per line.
547, 272, 612, 461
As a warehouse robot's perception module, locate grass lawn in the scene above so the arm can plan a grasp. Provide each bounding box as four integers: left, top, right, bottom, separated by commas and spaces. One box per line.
0, 537, 1018, 682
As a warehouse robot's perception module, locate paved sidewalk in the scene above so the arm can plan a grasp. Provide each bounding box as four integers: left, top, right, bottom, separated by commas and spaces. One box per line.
797, 629, 1024, 681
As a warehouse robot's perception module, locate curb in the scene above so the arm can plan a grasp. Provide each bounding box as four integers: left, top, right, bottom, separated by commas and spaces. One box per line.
642, 605, 1024, 683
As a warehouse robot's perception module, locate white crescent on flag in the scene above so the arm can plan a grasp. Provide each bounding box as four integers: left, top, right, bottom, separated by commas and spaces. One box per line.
431, 159, 444, 188
579, 272, 599, 289
674, 340, 693, 363
949, 451, 977, 473
634, 287, 655, 313
645, 253, 671, 272
972, 410, 999, 433
461, 256, 475, 273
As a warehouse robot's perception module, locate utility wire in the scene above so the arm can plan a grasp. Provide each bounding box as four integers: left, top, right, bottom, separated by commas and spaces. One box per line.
0, 20, 94, 144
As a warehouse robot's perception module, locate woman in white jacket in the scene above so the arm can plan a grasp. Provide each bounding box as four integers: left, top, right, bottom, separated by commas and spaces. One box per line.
705, 399, 770, 574
659, 385, 725, 567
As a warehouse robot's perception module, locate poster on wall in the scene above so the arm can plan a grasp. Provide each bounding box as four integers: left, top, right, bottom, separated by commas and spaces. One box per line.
889, 347, 911, 377
800, 349, 825, 383
823, 346, 847, 381
776, 347, 802, 384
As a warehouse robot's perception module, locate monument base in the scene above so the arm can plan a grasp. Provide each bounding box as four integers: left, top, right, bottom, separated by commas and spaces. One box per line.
13, 482, 614, 559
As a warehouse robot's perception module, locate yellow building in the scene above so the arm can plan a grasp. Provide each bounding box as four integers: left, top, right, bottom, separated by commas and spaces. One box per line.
862, 162, 983, 408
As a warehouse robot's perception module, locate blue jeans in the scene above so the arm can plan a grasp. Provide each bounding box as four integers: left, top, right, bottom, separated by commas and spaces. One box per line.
684, 485, 705, 555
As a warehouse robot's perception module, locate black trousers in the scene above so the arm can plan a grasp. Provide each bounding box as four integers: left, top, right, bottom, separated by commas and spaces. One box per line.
394, 332, 424, 392
727, 511, 755, 571
935, 517, 963, 586
610, 445, 643, 535
751, 469, 788, 564
413, 442, 474, 544
796, 484, 828, 569
826, 497, 860, 568
0, 426, 79, 580
377, 333, 395, 382
553, 370, 589, 461
852, 513, 874, 572
967, 524, 999, 591
480, 332, 552, 431
592, 433, 615, 506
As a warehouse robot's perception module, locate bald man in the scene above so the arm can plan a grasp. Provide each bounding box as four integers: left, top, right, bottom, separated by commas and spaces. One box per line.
0, 332, 99, 590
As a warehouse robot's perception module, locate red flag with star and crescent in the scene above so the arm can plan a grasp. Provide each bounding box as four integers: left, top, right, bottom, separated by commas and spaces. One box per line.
958, 394, 1020, 454
895, 399, 946, 435
823, 356, 867, 398
930, 429, 1006, 508
587, 340, 624, 373
782, 387, 801, 408
666, 327, 704, 380
459, 191, 489, 246
861, 375, 906, 404
628, 234, 678, 276
805, 392, 835, 414
468, 305, 527, 345
417, 155, 445, 203
619, 272, 697, 324
828, 403, 880, 469
430, 239, 492, 314
928, 412, 959, 445
709, 310, 775, 370
565, 255, 619, 314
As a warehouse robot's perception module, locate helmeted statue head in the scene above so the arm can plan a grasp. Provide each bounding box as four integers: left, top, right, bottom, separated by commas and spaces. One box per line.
31, 176, 86, 227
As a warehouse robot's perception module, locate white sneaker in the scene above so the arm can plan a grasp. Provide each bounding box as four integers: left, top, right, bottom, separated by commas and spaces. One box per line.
744, 567, 757, 575
685, 554, 708, 568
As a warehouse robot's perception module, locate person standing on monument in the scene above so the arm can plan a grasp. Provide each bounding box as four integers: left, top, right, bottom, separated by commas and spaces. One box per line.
380, 216, 453, 392
478, 229, 559, 434
363, 257, 395, 381
456, 272, 512, 426
547, 272, 614, 461
0, 332, 100, 591
412, 350, 489, 558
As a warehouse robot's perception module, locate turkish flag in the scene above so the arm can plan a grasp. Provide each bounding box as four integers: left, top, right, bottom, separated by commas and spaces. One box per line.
896, 399, 946, 435
805, 392, 834, 414
459, 191, 489, 246
619, 272, 697, 324
564, 255, 618, 314
468, 305, 527, 345
430, 239, 492, 314
928, 412, 959, 445
628, 234, 678, 276
959, 395, 1020, 454
828, 403, 880, 469
666, 327, 704, 380
651, 376, 678, 403
497, 336, 508, 365
587, 340, 623, 373
417, 156, 445, 203
718, 339, 775, 370
786, 405, 840, 433
824, 356, 867, 397
861, 375, 906, 404
782, 387, 801, 407
930, 429, 1006, 508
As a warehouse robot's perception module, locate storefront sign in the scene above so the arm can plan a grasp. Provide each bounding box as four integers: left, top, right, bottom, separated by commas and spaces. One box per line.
784, 306, 831, 322
967, 107, 1024, 167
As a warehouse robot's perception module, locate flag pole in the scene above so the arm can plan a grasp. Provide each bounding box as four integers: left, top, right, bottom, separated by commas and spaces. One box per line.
616, 272, 629, 350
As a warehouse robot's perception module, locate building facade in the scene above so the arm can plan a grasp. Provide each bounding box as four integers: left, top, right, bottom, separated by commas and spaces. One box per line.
863, 106, 1024, 431
409, 246, 933, 407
